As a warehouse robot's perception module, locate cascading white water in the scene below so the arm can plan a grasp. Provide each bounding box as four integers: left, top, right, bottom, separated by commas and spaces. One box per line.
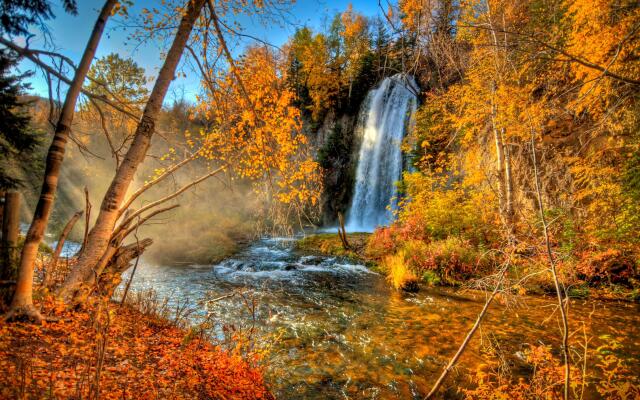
346, 74, 417, 232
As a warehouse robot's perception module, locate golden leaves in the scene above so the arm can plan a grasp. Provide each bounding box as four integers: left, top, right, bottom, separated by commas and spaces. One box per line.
192, 45, 322, 216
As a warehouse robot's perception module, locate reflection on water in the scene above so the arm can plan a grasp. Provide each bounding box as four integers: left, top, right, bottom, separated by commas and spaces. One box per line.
124, 238, 640, 399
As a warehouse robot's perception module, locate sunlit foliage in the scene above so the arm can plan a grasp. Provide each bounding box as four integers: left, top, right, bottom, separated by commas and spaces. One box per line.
194, 45, 322, 231
384, 0, 640, 289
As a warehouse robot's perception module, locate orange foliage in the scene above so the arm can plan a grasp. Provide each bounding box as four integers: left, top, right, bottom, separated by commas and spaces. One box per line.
464, 344, 580, 399
465, 340, 640, 400
0, 298, 273, 400
576, 248, 638, 285
193, 45, 322, 229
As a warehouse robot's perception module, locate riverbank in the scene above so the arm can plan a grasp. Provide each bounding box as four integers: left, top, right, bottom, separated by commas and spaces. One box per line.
296, 233, 640, 302
0, 296, 273, 400
72, 236, 640, 399
296, 232, 375, 265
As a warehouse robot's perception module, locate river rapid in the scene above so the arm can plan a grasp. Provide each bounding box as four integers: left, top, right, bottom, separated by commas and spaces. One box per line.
123, 237, 640, 399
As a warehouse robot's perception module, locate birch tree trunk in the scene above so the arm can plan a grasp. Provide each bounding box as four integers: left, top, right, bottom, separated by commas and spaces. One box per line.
5, 0, 117, 322
491, 93, 506, 215
502, 130, 515, 227
59, 0, 207, 302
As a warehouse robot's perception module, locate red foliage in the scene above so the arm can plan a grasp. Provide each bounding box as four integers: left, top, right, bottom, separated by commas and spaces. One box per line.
366, 223, 429, 261
576, 248, 638, 285
0, 299, 273, 400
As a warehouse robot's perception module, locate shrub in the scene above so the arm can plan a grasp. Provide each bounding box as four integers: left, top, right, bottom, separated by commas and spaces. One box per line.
465, 339, 640, 399
365, 225, 402, 260
398, 172, 498, 245
576, 248, 638, 286
383, 250, 418, 292
421, 270, 441, 286
370, 233, 493, 288
464, 344, 580, 399
410, 238, 491, 285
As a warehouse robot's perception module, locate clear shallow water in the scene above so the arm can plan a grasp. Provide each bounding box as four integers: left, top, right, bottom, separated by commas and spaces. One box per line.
124, 238, 640, 399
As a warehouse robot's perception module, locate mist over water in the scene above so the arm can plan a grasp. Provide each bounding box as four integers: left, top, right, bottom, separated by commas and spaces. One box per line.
346, 74, 417, 233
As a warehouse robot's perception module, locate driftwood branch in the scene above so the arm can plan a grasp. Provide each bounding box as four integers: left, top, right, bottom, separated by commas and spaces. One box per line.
99, 238, 153, 299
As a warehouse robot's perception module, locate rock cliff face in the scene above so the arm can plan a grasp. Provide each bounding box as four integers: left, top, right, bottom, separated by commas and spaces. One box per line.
310, 75, 418, 229
313, 111, 360, 226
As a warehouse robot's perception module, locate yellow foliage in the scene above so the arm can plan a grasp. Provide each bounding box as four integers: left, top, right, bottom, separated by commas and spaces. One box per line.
191, 45, 322, 229
383, 250, 418, 291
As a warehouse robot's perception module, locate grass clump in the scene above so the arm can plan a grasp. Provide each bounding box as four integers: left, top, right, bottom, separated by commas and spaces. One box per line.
383, 250, 418, 292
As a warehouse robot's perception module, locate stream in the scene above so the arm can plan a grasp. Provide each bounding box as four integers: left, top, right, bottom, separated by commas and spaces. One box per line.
122, 237, 640, 399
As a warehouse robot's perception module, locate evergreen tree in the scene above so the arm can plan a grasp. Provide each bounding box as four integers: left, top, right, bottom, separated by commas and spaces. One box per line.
0, 0, 77, 36
0, 50, 40, 190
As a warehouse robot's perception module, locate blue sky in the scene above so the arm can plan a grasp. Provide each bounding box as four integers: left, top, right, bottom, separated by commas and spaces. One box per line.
19, 0, 381, 103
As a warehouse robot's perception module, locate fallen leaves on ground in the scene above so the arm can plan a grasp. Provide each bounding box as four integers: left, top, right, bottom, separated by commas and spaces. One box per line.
0, 298, 273, 399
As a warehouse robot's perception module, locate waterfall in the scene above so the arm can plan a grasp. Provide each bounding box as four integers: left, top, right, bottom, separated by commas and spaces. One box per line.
346, 74, 417, 232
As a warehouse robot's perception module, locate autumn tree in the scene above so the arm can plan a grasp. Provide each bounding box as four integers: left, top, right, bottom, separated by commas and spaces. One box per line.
340, 4, 371, 102
194, 44, 322, 233
5, 0, 118, 322
285, 5, 373, 121
81, 53, 149, 166
59, 0, 208, 303
86, 53, 148, 109
287, 27, 339, 120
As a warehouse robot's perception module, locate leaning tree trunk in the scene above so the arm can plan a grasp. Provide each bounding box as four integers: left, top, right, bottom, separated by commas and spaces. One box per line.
59, 0, 207, 302
5, 0, 118, 322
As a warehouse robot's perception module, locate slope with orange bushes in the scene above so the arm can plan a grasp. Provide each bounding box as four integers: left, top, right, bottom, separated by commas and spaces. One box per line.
0, 298, 273, 400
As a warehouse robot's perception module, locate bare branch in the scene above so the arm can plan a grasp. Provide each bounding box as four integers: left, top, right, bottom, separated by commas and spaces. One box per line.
114, 164, 227, 238
0, 37, 143, 119
121, 204, 180, 240
118, 149, 202, 218
426, 266, 507, 398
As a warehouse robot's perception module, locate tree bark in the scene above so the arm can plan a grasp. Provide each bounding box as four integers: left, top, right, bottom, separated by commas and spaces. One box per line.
337, 212, 350, 250
502, 130, 514, 227
0, 190, 5, 242
1, 192, 20, 306
98, 238, 153, 300
59, 0, 207, 302
79, 187, 91, 256
5, 0, 117, 322
44, 210, 83, 288
491, 95, 506, 215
